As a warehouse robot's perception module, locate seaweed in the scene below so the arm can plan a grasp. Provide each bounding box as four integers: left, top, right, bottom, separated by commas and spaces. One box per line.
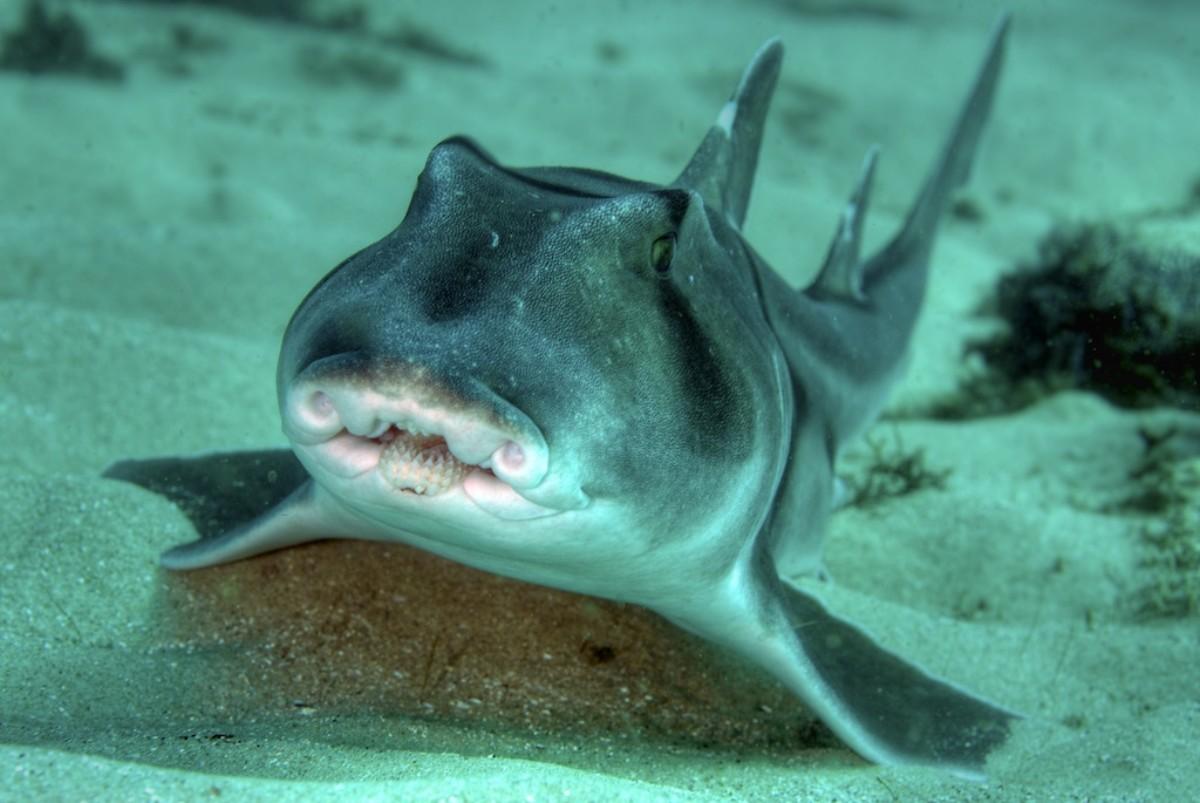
378, 22, 490, 69
126, 0, 367, 32
842, 429, 951, 510
766, 0, 912, 22
1119, 426, 1191, 513
295, 44, 404, 90
934, 222, 1200, 418
117, 0, 489, 69
1117, 426, 1200, 618
0, 0, 125, 81
1132, 451, 1200, 619
169, 22, 226, 55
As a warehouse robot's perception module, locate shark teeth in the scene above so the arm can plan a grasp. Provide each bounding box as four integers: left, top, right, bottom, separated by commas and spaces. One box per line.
377, 428, 471, 496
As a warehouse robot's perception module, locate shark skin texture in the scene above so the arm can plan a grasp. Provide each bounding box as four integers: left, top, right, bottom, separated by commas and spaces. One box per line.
106, 17, 1017, 778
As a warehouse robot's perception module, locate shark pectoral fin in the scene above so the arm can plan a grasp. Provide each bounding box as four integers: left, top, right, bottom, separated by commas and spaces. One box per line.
103, 449, 333, 570
158, 480, 329, 570
775, 582, 1017, 779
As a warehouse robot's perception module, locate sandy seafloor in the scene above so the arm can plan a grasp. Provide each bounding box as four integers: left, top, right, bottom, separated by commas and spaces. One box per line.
2, 0, 1199, 800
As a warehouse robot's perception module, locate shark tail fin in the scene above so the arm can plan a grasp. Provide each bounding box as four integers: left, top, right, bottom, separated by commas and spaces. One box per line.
865, 14, 1009, 284
674, 38, 783, 229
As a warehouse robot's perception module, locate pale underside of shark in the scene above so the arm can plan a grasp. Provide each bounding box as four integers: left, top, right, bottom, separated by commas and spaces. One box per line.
107, 17, 1017, 778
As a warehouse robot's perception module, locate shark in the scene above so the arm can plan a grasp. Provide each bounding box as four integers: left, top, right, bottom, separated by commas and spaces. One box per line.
106, 17, 1017, 777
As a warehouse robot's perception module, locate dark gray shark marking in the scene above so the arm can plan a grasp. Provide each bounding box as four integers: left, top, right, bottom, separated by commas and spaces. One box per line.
107, 16, 1017, 778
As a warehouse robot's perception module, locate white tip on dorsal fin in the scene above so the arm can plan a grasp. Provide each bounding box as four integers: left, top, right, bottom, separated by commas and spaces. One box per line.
810, 145, 879, 302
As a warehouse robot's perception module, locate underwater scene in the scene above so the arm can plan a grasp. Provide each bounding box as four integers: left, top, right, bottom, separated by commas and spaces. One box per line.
1, 0, 1197, 800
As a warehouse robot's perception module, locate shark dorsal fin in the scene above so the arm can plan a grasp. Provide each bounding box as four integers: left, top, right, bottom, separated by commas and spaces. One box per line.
674, 38, 783, 229
808, 15, 1009, 307
810, 145, 879, 302
874, 14, 1009, 276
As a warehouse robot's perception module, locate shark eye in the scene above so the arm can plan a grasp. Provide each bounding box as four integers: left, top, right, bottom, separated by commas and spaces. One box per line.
650, 233, 676, 274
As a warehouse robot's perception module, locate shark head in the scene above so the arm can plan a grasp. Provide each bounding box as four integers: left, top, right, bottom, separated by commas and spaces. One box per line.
275, 136, 790, 596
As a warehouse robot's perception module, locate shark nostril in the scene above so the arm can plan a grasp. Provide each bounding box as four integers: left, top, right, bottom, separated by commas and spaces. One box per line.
310, 391, 335, 417
288, 389, 343, 439
499, 441, 525, 470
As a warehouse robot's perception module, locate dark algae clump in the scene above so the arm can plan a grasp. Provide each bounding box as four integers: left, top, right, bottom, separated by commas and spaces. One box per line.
968, 223, 1200, 413
926, 222, 1200, 419
0, 0, 125, 80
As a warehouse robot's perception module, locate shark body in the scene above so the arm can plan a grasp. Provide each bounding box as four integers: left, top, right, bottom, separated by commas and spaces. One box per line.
108, 18, 1017, 777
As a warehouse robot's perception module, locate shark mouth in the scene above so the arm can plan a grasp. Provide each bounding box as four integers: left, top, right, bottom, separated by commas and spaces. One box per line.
376, 426, 473, 496
283, 385, 582, 521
